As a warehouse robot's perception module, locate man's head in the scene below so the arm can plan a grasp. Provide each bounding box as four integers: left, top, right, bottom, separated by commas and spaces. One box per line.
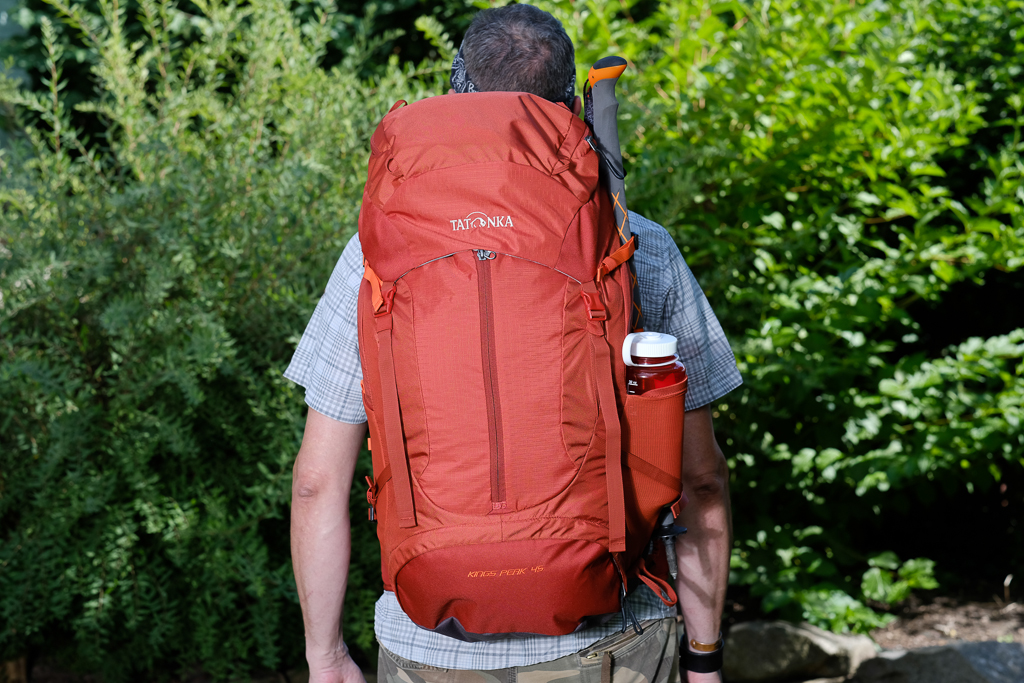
452, 4, 576, 107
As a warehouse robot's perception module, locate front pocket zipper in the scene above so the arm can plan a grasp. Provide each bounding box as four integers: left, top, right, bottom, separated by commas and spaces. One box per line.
475, 249, 506, 510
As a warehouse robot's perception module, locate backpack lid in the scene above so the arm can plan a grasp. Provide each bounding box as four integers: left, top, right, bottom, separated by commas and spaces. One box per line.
360, 92, 611, 283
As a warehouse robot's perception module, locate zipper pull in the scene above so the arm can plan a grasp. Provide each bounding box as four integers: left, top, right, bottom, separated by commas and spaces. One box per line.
475, 250, 496, 261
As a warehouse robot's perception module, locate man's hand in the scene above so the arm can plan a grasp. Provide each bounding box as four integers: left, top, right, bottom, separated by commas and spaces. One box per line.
291, 410, 368, 683
307, 642, 368, 683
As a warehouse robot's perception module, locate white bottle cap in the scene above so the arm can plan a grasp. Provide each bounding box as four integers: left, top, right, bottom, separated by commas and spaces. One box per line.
622, 332, 679, 367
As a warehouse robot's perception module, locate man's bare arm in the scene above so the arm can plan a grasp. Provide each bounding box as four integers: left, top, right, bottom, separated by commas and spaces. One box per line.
291, 409, 368, 683
675, 405, 732, 683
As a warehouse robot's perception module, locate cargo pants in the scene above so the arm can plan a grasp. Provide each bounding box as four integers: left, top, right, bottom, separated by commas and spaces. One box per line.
378, 618, 680, 683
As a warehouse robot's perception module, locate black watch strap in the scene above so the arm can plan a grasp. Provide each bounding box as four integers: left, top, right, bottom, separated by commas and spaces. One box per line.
682, 647, 724, 673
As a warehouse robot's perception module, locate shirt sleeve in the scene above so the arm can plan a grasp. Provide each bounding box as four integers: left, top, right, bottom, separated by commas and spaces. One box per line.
283, 235, 368, 424
630, 213, 742, 411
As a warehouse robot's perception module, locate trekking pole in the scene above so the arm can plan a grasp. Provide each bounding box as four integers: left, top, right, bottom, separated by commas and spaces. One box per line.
587, 59, 687, 582
657, 508, 688, 581
584, 56, 644, 332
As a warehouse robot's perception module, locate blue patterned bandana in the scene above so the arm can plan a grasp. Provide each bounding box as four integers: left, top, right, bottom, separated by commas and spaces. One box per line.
450, 45, 480, 94
450, 44, 576, 106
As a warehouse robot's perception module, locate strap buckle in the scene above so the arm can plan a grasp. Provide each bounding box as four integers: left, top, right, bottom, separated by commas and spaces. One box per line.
374, 288, 396, 317
365, 476, 378, 521
582, 290, 606, 321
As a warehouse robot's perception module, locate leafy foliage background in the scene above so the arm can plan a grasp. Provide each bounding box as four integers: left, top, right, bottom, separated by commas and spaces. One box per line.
1, 0, 1022, 679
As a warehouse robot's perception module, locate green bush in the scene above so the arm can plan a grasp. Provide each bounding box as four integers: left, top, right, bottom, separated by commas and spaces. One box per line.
1, 0, 1022, 679
0, 0, 441, 677
542, 0, 1023, 631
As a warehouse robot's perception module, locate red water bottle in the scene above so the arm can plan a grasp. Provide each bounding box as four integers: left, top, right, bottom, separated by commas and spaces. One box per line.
622, 332, 686, 395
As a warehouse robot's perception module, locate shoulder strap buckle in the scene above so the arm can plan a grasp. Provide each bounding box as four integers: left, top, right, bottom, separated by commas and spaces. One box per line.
582, 289, 606, 321
374, 287, 396, 317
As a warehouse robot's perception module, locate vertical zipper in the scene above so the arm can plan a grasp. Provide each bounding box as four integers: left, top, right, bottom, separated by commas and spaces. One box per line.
475, 249, 506, 510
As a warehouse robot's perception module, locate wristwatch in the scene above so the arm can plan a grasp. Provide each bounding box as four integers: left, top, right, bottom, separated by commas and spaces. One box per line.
682, 631, 724, 674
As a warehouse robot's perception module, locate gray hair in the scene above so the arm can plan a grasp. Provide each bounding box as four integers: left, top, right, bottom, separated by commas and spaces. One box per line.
460, 4, 576, 106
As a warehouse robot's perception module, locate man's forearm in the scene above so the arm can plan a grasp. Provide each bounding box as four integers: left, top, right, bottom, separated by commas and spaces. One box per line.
292, 474, 353, 660
674, 407, 732, 649
291, 412, 368, 674
674, 472, 731, 641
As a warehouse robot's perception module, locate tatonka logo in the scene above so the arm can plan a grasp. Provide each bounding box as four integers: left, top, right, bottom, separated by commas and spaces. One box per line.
450, 211, 515, 231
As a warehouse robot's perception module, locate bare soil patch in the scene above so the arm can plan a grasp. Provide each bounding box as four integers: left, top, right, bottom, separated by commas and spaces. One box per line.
869, 595, 1024, 650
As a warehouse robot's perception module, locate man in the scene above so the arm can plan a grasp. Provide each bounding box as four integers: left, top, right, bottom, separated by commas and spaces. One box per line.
286, 5, 741, 683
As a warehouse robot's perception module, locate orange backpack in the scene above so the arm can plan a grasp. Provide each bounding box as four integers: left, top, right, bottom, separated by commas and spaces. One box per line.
358, 92, 687, 639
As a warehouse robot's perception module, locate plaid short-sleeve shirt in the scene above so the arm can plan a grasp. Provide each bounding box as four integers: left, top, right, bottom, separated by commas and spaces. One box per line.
284, 211, 742, 669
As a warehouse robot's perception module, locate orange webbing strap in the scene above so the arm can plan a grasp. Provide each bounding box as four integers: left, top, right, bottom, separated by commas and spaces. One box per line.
374, 291, 417, 528
671, 492, 688, 520
585, 281, 626, 554
625, 453, 681, 493
364, 260, 385, 313
597, 236, 636, 283
637, 556, 678, 607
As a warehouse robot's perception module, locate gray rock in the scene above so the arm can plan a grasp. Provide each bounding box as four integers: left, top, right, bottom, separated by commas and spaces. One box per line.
853, 641, 1024, 683
723, 620, 876, 682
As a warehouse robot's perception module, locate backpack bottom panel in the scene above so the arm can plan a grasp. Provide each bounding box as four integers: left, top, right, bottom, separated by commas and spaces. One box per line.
393, 538, 621, 638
